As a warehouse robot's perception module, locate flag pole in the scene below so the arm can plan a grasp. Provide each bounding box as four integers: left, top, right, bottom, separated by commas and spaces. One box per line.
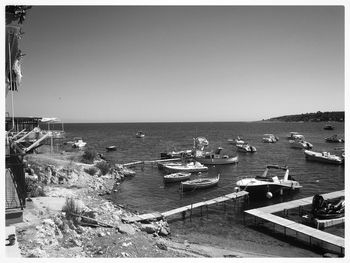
8, 41, 15, 131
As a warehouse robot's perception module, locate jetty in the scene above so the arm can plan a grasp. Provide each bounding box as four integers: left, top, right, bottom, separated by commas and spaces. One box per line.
122, 158, 181, 167
244, 190, 345, 255
123, 190, 249, 223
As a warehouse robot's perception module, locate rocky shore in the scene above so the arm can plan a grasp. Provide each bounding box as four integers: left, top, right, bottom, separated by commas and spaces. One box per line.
12, 150, 268, 258
9, 149, 331, 258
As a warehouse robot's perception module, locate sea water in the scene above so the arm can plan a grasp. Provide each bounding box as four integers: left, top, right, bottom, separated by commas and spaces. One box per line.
64, 122, 344, 254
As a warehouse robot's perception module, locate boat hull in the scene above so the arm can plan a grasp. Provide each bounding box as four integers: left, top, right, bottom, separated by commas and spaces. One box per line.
195, 156, 238, 165
237, 184, 300, 198
304, 150, 343, 165
163, 164, 208, 173
181, 177, 219, 191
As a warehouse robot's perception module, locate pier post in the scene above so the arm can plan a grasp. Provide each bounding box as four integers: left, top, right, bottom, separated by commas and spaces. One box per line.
200, 206, 203, 217
182, 211, 186, 220
206, 205, 209, 219
190, 204, 193, 222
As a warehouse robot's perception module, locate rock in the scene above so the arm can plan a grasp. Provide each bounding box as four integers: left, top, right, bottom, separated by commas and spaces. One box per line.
28, 248, 48, 258
159, 227, 169, 236
117, 224, 136, 235
156, 240, 168, 251
98, 231, 106, 237
140, 223, 158, 234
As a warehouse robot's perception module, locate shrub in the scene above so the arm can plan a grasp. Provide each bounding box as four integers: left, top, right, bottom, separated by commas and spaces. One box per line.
25, 177, 45, 197
81, 148, 97, 164
95, 161, 111, 176
84, 166, 97, 176
62, 197, 83, 215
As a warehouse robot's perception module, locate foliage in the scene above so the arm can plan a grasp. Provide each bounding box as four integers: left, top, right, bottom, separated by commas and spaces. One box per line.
25, 177, 45, 197
62, 197, 83, 215
266, 111, 344, 122
84, 166, 98, 176
95, 161, 111, 176
6, 6, 32, 24
81, 148, 97, 164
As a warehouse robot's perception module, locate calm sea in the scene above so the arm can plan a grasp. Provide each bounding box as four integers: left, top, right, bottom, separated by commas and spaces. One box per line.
63, 122, 345, 250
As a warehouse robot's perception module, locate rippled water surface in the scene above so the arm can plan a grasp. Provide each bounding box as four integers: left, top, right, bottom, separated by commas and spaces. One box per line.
64, 122, 345, 244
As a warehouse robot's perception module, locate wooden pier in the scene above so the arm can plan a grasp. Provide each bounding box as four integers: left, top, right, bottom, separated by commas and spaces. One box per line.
245, 190, 345, 255
123, 190, 249, 223
122, 158, 181, 167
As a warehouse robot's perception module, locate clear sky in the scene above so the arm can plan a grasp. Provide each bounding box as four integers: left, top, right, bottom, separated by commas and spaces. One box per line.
4, 3, 345, 123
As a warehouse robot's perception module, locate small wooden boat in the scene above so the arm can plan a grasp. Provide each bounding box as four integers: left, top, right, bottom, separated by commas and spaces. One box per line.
195, 147, 238, 165
304, 150, 343, 165
162, 161, 208, 173
163, 172, 191, 183
106, 145, 117, 151
180, 174, 220, 191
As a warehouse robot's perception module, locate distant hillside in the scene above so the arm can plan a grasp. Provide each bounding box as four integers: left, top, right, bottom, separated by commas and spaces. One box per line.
265, 111, 344, 122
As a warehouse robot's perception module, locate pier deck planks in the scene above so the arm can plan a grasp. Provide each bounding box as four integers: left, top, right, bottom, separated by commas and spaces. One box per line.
123, 191, 248, 222
162, 191, 248, 218
245, 190, 345, 251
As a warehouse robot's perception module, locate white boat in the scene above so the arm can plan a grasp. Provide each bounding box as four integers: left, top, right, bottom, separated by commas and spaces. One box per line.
160, 149, 193, 159
236, 165, 302, 199
289, 135, 313, 149
262, 134, 278, 143
180, 174, 220, 191
228, 136, 245, 146
163, 172, 191, 183
288, 132, 300, 139
162, 161, 208, 173
194, 147, 238, 165
325, 134, 344, 143
136, 131, 145, 138
106, 145, 117, 151
72, 137, 87, 149
304, 150, 343, 165
236, 143, 257, 153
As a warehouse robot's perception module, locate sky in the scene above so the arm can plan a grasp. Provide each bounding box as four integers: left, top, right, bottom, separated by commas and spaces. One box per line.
4, 2, 346, 123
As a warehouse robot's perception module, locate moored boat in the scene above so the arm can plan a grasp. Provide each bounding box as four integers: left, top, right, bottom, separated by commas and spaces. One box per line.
194, 147, 238, 165
162, 161, 208, 173
262, 134, 278, 143
236, 143, 257, 153
106, 145, 117, 151
324, 124, 335, 130
180, 174, 220, 191
72, 137, 87, 149
289, 135, 313, 149
304, 150, 343, 165
136, 131, 145, 138
288, 132, 300, 139
311, 194, 345, 220
163, 172, 191, 183
236, 165, 302, 199
325, 134, 344, 143
160, 149, 193, 159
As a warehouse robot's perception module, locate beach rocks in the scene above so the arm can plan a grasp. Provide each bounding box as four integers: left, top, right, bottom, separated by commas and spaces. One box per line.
139, 220, 170, 236
118, 224, 136, 235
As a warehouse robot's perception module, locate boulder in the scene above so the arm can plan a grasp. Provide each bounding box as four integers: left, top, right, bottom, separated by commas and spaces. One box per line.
117, 224, 136, 235
140, 223, 159, 234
